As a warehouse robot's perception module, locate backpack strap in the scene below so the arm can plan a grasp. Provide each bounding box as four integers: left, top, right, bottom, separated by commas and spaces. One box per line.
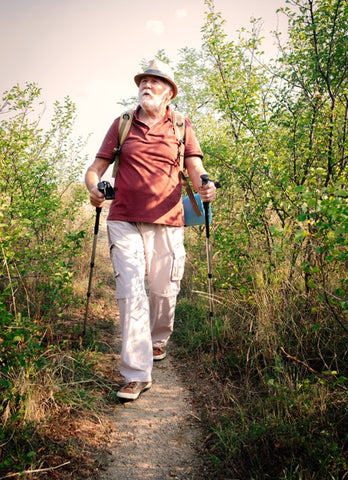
112, 110, 134, 178
181, 171, 202, 217
173, 111, 202, 217
172, 111, 185, 172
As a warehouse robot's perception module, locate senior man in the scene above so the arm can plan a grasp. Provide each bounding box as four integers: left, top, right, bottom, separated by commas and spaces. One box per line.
85, 59, 216, 400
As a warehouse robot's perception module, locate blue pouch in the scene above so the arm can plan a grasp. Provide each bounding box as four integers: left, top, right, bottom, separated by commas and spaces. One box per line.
182, 193, 212, 226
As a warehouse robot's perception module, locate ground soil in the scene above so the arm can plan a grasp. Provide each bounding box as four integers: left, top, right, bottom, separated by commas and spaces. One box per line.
98, 332, 211, 480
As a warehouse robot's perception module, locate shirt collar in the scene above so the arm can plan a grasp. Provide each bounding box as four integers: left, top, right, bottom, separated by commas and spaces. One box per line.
135, 104, 173, 122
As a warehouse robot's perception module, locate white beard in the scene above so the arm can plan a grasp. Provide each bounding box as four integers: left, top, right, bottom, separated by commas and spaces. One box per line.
139, 89, 170, 111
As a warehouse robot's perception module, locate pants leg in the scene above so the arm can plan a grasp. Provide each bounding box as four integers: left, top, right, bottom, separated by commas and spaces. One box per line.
117, 296, 152, 382
107, 221, 152, 383
138, 223, 186, 349
149, 293, 177, 347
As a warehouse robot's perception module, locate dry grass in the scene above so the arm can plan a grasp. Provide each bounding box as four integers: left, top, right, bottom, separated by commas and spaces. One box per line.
0, 204, 122, 479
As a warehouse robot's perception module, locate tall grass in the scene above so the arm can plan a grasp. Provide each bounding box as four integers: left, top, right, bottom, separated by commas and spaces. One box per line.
174, 238, 347, 479
0, 206, 117, 477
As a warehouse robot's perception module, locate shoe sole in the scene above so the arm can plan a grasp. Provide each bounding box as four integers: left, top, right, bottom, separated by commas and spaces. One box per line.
117, 382, 152, 400
153, 351, 167, 361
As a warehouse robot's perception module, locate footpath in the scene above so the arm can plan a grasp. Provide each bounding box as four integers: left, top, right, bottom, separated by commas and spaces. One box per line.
99, 337, 210, 480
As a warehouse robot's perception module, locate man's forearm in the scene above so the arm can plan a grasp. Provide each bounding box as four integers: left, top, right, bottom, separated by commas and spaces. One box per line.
185, 156, 208, 191
85, 166, 101, 192
85, 157, 110, 191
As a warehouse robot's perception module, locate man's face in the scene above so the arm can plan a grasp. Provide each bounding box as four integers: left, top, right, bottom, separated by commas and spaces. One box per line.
138, 76, 173, 110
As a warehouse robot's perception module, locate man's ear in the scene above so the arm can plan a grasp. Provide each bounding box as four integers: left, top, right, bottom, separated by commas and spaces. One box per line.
167, 88, 174, 101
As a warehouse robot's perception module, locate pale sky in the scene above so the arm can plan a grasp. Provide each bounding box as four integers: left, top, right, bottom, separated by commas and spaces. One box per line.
1, 0, 287, 169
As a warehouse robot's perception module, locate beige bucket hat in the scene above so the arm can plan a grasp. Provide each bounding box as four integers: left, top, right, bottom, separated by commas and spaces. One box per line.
134, 59, 178, 98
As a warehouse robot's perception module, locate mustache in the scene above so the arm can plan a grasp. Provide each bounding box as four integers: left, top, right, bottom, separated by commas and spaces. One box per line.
141, 89, 154, 97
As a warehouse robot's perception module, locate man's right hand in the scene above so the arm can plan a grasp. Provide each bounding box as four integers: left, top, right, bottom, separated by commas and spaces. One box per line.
89, 185, 106, 208
84, 157, 111, 207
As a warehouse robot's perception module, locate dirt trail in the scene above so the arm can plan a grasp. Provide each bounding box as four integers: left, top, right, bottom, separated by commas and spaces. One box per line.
99, 334, 209, 480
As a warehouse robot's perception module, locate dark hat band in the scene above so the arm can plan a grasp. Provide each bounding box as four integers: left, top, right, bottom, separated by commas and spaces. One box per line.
144, 69, 168, 77
134, 61, 178, 97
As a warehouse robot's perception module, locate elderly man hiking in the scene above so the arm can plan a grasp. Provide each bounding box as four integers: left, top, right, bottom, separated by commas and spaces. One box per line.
85, 59, 216, 400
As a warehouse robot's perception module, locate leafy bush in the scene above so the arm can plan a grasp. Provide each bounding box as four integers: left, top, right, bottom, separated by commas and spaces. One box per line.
173, 0, 347, 477
0, 83, 92, 475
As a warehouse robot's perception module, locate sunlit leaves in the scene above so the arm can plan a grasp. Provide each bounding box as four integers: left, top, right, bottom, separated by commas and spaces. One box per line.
178, 0, 348, 317
0, 83, 88, 321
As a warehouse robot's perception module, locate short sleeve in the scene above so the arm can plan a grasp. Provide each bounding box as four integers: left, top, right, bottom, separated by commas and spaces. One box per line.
96, 117, 120, 162
184, 118, 203, 159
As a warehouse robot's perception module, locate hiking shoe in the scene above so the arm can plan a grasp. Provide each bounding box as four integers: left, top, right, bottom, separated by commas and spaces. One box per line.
117, 381, 152, 400
153, 346, 167, 361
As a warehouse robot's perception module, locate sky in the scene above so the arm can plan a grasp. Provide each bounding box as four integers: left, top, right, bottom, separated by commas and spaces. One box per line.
1, 0, 288, 172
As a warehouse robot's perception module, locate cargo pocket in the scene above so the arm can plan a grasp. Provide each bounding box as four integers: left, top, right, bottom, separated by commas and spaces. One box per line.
109, 243, 120, 279
171, 247, 186, 282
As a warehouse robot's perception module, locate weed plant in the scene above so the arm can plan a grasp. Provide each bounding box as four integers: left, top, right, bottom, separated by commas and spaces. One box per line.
0, 84, 117, 476
174, 256, 347, 479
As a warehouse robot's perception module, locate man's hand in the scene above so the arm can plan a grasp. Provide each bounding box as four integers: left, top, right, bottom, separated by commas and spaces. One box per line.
85, 157, 111, 207
185, 156, 219, 203
197, 181, 217, 203
89, 185, 106, 208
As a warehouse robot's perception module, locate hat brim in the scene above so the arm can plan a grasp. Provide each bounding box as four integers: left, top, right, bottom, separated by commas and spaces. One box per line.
134, 72, 178, 98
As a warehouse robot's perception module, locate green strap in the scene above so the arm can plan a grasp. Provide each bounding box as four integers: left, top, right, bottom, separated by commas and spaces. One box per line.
173, 111, 202, 217
112, 110, 134, 178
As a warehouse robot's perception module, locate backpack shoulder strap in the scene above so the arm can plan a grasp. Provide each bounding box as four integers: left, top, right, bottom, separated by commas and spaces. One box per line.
173, 111, 202, 217
172, 111, 186, 172
112, 109, 134, 178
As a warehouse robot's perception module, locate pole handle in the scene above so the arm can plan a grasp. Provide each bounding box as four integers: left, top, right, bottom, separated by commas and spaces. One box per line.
201, 174, 210, 186
200, 175, 211, 235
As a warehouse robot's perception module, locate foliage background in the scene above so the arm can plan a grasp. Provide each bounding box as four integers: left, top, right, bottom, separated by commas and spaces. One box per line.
174, 0, 347, 477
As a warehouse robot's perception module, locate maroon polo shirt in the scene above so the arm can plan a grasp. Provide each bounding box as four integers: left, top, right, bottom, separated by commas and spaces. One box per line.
96, 106, 203, 226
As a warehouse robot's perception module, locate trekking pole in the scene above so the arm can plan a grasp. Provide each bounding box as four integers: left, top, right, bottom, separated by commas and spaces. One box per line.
83, 206, 101, 336
200, 174, 221, 360
83, 181, 115, 336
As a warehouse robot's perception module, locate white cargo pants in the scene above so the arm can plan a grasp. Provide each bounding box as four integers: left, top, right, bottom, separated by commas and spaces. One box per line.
107, 221, 186, 383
